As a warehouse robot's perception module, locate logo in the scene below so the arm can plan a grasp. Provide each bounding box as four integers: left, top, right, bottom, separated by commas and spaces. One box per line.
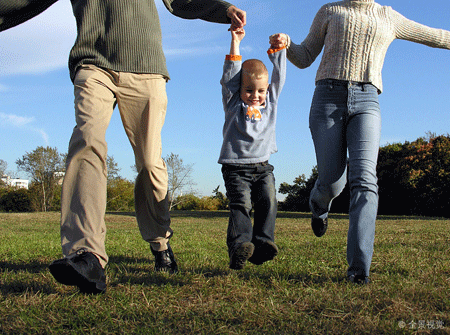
245, 106, 262, 122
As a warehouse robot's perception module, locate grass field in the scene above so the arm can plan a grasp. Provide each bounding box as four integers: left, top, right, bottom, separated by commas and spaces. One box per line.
0, 211, 449, 334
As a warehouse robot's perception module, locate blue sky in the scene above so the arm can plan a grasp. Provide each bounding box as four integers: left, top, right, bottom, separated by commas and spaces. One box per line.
0, 0, 449, 199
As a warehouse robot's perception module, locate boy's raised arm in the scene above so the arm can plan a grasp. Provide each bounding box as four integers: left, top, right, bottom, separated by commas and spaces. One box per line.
267, 33, 288, 100
221, 26, 244, 106
229, 28, 245, 56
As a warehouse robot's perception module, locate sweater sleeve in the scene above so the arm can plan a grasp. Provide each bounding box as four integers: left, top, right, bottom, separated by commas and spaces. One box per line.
162, 0, 232, 24
391, 8, 450, 50
220, 56, 242, 110
0, 0, 58, 32
286, 4, 328, 69
267, 47, 287, 102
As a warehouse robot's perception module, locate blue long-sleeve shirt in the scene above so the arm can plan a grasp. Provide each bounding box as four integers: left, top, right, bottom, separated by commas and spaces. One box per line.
218, 47, 287, 164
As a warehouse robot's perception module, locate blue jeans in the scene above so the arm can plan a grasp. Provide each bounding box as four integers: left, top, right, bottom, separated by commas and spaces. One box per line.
222, 163, 277, 254
309, 79, 381, 277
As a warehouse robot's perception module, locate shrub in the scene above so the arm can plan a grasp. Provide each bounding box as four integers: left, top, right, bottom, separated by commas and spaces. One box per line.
198, 196, 222, 211
107, 178, 135, 212
0, 188, 33, 212
173, 194, 201, 210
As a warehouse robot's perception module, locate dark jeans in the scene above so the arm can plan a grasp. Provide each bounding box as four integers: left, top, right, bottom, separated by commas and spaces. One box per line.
221, 162, 277, 254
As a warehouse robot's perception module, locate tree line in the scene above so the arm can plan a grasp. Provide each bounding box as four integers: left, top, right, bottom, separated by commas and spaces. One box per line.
1, 133, 449, 217
0, 147, 125, 212
0, 148, 226, 213
279, 133, 450, 218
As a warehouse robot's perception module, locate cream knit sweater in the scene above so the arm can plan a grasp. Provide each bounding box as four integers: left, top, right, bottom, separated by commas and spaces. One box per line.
286, 0, 450, 93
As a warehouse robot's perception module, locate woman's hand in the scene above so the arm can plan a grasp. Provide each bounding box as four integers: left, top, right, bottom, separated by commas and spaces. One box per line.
269, 33, 288, 49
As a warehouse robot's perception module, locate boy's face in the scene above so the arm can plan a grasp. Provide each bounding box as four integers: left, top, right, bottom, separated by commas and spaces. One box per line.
240, 73, 269, 107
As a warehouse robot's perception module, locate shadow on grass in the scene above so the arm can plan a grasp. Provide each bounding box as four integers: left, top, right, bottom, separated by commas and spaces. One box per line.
187, 266, 347, 285
0, 260, 56, 295
107, 254, 190, 288
0, 258, 349, 297
0, 257, 188, 295
0, 260, 49, 274
108, 254, 340, 287
239, 269, 347, 285
0, 280, 55, 295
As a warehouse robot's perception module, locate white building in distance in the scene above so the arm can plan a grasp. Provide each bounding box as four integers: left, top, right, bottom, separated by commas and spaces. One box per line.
1, 175, 29, 189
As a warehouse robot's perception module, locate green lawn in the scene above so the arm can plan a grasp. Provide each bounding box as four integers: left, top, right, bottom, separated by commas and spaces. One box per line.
0, 211, 449, 334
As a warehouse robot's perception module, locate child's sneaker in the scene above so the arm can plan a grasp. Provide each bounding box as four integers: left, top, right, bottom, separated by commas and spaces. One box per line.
229, 242, 255, 270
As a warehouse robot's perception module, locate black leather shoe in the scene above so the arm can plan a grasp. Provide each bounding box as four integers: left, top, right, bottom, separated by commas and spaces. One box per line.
151, 243, 178, 274
229, 241, 255, 270
248, 240, 278, 265
49, 249, 106, 294
311, 217, 328, 237
348, 274, 370, 285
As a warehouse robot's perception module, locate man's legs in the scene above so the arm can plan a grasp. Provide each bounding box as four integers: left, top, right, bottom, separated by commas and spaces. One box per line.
51, 65, 117, 293
60, 65, 116, 267
115, 73, 176, 273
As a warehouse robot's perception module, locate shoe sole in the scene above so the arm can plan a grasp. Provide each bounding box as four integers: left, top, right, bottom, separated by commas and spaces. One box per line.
229, 242, 255, 270
311, 218, 328, 237
49, 259, 106, 294
248, 241, 278, 265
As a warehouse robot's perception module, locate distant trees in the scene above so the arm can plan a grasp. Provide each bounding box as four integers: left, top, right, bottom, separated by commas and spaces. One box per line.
0, 188, 32, 212
106, 155, 121, 182
2, 148, 225, 213
4, 134, 449, 217
0, 159, 7, 177
278, 167, 317, 212
165, 153, 195, 210
0, 159, 7, 187
172, 186, 228, 211
1, 148, 137, 212
16, 146, 65, 212
106, 177, 135, 212
377, 133, 450, 217
212, 185, 229, 210
278, 133, 450, 218
0, 158, 33, 212
105, 155, 135, 212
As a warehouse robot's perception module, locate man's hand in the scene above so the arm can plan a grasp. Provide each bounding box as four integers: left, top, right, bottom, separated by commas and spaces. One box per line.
227, 5, 246, 30
269, 33, 288, 49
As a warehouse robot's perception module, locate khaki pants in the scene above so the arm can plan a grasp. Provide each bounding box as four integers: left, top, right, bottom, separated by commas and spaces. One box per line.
60, 64, 172, 268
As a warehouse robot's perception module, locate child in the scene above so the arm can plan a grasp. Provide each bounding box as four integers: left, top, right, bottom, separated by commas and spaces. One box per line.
219, 28, 286, 270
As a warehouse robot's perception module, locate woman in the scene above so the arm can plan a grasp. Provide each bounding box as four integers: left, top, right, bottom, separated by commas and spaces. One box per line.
270, 0, 450, 284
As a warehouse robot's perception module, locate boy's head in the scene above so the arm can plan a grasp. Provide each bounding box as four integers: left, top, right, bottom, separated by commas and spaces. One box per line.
240, 59, 269, 107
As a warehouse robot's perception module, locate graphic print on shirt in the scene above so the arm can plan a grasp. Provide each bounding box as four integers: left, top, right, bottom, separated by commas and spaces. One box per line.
245, 105, 263, 123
